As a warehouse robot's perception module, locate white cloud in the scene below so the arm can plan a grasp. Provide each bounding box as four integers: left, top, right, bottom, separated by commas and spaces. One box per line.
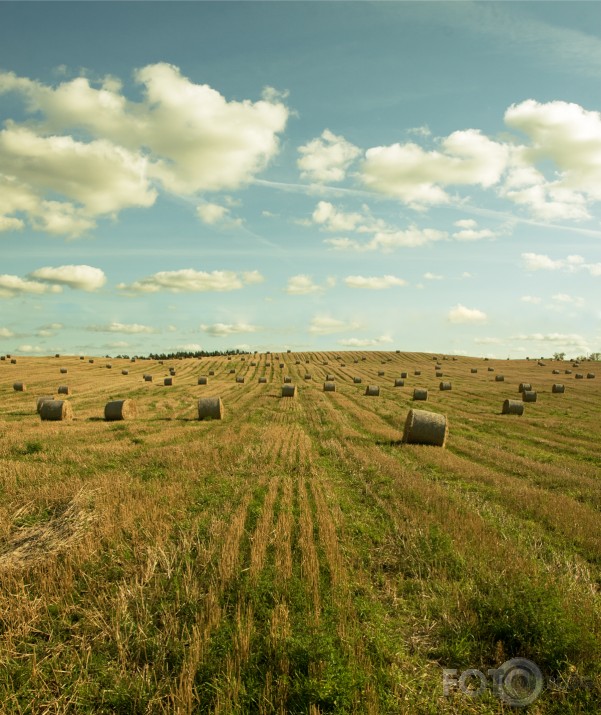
196, 202, 228, 225
325, 225, 447, 252
521, 295, 542, 304
297, 129, 361, 183
89, 322, 158, 334
511, 332, 590, 349
361, 129, 508, 207
200, 322, 257, 337
474, 337, 502, 344
0, 64, 289, 235
312, 201, 365, 232
454, 219, 477, 229
118, 268, 264, 293
106, 341, 129, 349
0, 274, 62, 298
28, 264, 106, 291
552, 293, 585, 307
286, 274, 324, 295
337, 334, 393, 347
309, 315, 361, 335
448, 304, 488, 324
344, 275, 407, 289
0, 327, 14, 337
178, 343, 203, 351
423, 272, 443, 281
521, 252, 585, 271
17, 344, 42, 353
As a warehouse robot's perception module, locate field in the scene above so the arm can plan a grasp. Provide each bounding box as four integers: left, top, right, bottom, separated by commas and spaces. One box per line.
0, 351, 600, 714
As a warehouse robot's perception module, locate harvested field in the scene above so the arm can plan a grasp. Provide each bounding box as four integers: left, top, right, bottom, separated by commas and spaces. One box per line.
0, 351, 600, 713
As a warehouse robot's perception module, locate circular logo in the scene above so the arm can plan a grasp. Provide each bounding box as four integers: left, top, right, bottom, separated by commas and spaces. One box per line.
496, 658, 544, 707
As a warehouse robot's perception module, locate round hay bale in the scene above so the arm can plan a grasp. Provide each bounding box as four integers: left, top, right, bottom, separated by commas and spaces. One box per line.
413, 388, 428, 401
402, 408, 448, 447
283, 376, 292, 383
401, 372, 408, 379
198, 376, 208, 385
281, 385, 297, 397
80, 356, 85, 360
144, 374, 153, 382
487, 367, 494, 372
40, 400, 73, 421
325, 374, 335, 381
60, 367, 68, 374
552, 369, 560, 374
10, 359, 17, 364
340, 363, 346, 367
164, 377, 173, 386
89, 359, 94, 363
130, 358, 136, 363
502, 399, 524, 415
522, 390, 537, 402
55, 354, 60, 358
414, 370, 421, 376
394, 379, 405, 387
323, 381, 336, 392
378, 371, 385, 376
57, 385, 70, 395
13, 381, 26, 392
304, 374, 312, 380
495, 375, 505, 382
251, 362, 257, 366
229, 369, 235, 374
435, 371, 443, 378
209, 370, 215, 376
258, 377, 267, 383
122, 369, 129, 375
236, 376, 245, 383
552, 384, 565, 393
105, 399, 137, 421
106, 364, 112, 369
564, 369, 572, 374
0, 356, 4, 361
439, 381, 452, 391
518, 383, 532, 392
279, 363, 284, 368
36, 395, 55, 413
295, 360, 300, 365
227, 356, 232, 361
587, 373, 595, 379
198, 397, 224, 420
365, 385, 380, 396
266, 362, 271, 367
354, 359, 359, 364
353, 377, 362, 384
169, 369, 176, 375
470, 368, 478, 374
538, 361, 546, 366
575, 373, 584, 379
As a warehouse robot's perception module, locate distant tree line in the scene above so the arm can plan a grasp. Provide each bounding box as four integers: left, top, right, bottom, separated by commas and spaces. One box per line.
109, 349, 253, 360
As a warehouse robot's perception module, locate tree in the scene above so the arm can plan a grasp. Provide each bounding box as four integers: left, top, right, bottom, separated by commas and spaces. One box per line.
553, 352, 566, 361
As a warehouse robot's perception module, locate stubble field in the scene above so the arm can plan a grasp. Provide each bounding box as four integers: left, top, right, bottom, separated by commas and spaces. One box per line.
0, 351, 600, 714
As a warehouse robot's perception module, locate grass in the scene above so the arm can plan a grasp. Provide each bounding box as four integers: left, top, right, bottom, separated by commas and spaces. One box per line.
0, 351, 600, 713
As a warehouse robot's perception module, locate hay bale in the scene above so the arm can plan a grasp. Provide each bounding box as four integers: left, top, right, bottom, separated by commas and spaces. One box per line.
354, 359, 359, 364
266, 362, 271, 367
80, 356, 85, 360
283, 376, 292, 383
323, 381, 336, 392
587, 373, 595, 379
394, 379, 405, 387
144, 374, 153, 382
105, 399, 137, 421
413, 388, 428, 401
258, 377, 267, 383
470, 368, 478, 374
414, 370, 421, 376
40, 400, 73, 421
57, 385, 70, 395
439, 382, 452, 391
435, 371, 443, 378
164, 377, 173, 386
353, 377, 362, 384
10, 359, 16, 364
502, 399, 524, 415
106, 364, 112, 369
295, 360, 300, 365
236, 376, 245, 383
251, 362, 257, 366
89, 359, 94, 363
402, 408, 448, 447
552, 384, 565, 393
13, 382, 26, 392
209, 370, 215, 376
552, 369, 560, 374
495, 375, 505, 382
122, 369, 129, 375
198, 397, 224, 420
281, 385, 297, 397
522, 390, 537, 402
198, 376, 208, 385
518, 383, 532, 392
365, 385, 380, 396
36, 395, 55, 413
169, 369, 176, 375
304, 374, 312, 380
575, 373, 584, 379
401, 372, 408, 379
340, 363, 346, 367
378, 371, 385, 376
0, 356, 4, 361
60, 368, 68, 374
229, 369, 235, 374
324, 374, 334, 381
55, 354, 60, 358
538, 361, 546, 366
279, 363, 284, 368
564, 370, 572, 374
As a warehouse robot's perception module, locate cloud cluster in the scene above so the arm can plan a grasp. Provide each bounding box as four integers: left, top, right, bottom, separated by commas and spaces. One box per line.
200, 322, 258, 337
89, 322, 158, 334
344, 275, 407, 289
0, 64, 289, 236
118, 269, 264, 293
337, 334, 393, 347
448, 304, 488, 324
309, 315, 361, 335
0, 265, 105, 297
297, 129, 361, 183
521, 252, 601, 275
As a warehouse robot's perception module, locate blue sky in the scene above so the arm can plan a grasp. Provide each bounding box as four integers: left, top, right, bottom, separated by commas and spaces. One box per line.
0, 1, 600, 357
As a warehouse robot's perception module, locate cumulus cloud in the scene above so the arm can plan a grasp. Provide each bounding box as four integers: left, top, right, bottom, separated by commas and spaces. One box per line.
521, 252, 586, 272
552, 293, 585, 307
511, 332, 590, 349
344, 275, 407, 289
423, 272, 443, 281
309, 315, 361, 335
0, 274, 62, 298
312, 201, 366, 232
0, 327, 15, 337
521, 295, 542, 304
325, 225, 447, 252
178, 343, 204, 351
196, 201, 242, 227
0, 64, 289, 235
89, 322, 158, 334
286, 275, 325, 295
474, 337, 502, 344
17, 344, 43, 353
337, 334, 393, 347
452, 218, 495, 241
448, 304, 488, 324
28, 264, 106, 291
118, 268, 264, 293
361, 129, 508, 207
297, 129, 361, 183
200, 322, 257, 337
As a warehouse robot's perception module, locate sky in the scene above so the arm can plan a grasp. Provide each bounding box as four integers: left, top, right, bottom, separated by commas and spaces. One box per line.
0, 1, 600, 358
